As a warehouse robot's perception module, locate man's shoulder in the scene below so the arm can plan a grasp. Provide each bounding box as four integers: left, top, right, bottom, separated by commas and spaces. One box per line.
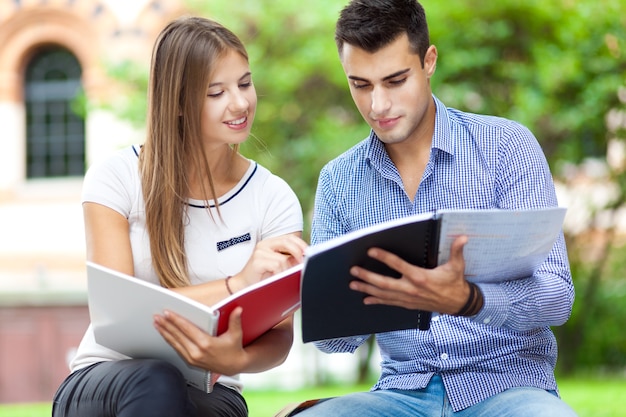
441, 104, 543, 163
445, 105, 529, 134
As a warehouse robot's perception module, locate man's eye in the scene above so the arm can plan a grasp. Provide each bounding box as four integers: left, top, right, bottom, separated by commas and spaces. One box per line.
389, 78, 407, 86
353, 82, 369, 89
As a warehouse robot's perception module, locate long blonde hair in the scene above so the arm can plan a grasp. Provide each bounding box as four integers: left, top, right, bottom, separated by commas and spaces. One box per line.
139, 16, 249, 288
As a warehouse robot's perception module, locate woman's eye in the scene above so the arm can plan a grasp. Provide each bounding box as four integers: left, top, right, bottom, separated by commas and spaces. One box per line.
207, 91, 223, 98
239, 82, 252, 89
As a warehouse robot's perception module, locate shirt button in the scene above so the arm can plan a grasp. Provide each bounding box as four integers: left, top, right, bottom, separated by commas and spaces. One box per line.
440, 353, 448, 360
432, 316, 439, 322
483, 317, 491, 324
355, 337, 364, 342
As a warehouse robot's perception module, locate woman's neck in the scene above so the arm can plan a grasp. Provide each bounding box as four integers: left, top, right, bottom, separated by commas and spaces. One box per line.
187, 145, 248, 200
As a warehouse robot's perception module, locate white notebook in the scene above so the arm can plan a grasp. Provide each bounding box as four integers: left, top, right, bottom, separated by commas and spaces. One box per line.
87, 262, 219, 392
87, 261, 302, 392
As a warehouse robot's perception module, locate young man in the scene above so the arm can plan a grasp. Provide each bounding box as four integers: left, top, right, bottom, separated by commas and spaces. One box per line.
297, 0, 578, 416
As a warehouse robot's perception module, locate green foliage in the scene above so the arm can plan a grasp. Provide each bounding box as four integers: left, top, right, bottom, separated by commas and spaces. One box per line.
70, 87, 88, 120
580, 278, 626, 366
104, 60, 149, 128
425, 0, 626, 165
556, 238, 626, 373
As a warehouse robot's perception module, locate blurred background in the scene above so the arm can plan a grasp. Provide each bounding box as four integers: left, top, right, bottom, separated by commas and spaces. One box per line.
0, 0, 624, 405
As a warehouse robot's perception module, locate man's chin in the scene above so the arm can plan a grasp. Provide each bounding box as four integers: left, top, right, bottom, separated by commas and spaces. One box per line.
372, 131, 407, 145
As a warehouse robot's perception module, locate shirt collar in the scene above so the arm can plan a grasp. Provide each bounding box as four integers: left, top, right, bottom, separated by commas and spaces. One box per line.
432, 95, 455, 156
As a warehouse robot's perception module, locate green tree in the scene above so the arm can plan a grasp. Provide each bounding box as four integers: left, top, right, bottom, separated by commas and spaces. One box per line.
425, 0, 626, 166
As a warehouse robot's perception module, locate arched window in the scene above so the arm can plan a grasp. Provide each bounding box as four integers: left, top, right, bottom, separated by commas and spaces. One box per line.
24, 46, 85, 178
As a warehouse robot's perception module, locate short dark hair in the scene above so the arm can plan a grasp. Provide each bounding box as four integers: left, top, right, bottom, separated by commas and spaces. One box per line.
335, 0, 430, 66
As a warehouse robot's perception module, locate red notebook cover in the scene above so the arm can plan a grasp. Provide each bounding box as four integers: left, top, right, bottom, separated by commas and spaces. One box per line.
214, 264, 303, 346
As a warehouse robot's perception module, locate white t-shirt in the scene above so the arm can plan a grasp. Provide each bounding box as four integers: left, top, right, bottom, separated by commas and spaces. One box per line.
71, 145, 303, 391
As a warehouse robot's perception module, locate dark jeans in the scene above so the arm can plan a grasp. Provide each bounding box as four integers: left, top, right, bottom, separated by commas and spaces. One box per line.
52, 359, 248, 417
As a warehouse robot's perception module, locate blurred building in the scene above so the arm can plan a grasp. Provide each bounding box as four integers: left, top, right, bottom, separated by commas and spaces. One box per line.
0, 0, 185, 403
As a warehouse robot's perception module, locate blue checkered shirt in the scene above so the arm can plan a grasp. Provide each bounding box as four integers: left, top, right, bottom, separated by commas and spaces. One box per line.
310, 95, 574, 412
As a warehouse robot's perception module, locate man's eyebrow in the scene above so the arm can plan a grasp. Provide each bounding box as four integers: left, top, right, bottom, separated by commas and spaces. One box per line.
348, 68, 410, 83
382, 68, 410, 81
208, 71, 252, 88
348, 75, 369, 83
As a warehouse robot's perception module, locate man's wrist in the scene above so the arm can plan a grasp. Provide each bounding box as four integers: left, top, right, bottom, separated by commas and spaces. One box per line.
455, 282, 484, 317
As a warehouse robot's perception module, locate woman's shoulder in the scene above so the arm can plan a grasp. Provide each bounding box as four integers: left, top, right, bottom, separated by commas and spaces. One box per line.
82, 145, 142, 207
86, 145, 140, 176
246, 160, 294, 192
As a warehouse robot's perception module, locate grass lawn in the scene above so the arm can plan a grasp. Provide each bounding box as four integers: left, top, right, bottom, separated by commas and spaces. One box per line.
2, 376, 624, 417
558, 377, 626, 417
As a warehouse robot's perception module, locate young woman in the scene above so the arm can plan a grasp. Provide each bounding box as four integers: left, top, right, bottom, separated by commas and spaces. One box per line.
52, 16, 308, 417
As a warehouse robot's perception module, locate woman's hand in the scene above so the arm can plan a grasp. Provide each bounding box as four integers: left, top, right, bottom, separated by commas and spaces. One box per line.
227, 233, 308, 293
154, 307, 249, 376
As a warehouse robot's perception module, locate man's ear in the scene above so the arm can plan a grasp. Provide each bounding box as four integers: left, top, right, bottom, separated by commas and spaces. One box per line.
424, 45, 438, 79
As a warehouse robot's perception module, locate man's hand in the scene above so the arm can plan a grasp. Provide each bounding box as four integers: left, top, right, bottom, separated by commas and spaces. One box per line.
348, 235, 471, 315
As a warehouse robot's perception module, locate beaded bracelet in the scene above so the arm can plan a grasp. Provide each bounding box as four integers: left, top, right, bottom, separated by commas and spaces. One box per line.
225, 276, 234, 295
455, 282, 483, 317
